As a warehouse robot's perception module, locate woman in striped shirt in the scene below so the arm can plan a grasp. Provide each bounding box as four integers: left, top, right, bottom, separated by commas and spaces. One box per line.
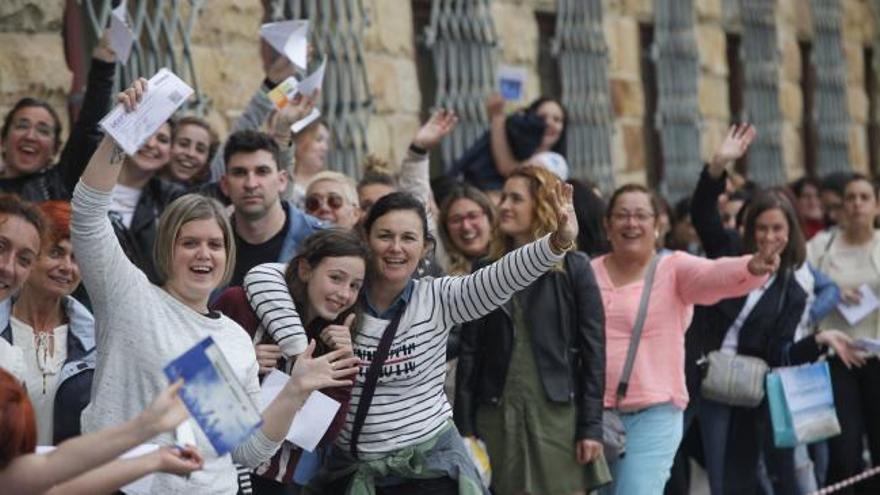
244, 187, 579, 494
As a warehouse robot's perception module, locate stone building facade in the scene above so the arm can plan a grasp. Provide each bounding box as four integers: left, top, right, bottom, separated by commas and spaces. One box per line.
2, 0, 877, 192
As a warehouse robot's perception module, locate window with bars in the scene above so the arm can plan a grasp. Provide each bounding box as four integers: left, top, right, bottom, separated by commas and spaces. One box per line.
640, 23, 663, 188
800, 40, 818, 178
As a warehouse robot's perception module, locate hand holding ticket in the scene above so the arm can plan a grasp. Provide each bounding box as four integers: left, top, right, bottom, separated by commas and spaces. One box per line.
100, 69, 193, 155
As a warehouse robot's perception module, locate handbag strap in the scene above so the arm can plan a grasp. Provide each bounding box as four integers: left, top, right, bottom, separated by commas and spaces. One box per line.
349, 303, 407, 458
616, 254, 661, 405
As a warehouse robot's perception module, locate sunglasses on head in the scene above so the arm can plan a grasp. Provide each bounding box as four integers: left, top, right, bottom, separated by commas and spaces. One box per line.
306, 194, 345, 212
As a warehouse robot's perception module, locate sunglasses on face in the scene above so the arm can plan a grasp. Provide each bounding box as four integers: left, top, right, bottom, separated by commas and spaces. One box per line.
306, 194, 345, 212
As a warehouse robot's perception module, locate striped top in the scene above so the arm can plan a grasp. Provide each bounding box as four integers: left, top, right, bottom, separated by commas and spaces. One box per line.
245, 235, 564, 458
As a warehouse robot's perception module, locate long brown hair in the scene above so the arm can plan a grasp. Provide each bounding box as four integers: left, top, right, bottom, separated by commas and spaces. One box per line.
741, 189, 806, 272
489, 165, 564, 260
283, 229, 370, 350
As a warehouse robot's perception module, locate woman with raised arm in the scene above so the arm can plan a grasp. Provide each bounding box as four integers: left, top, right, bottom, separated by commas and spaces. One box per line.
593, 181, 781, 494
454, 166, 606, 495
245, 181, 579, 493
71, 78, 359, 494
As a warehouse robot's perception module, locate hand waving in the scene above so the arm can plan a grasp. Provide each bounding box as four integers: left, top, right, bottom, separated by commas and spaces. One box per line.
747, 236, 785, 276
289, 340, 360, 394
412, 109, 459, 150
549, 181, 578, 253
710, 124, 757, 177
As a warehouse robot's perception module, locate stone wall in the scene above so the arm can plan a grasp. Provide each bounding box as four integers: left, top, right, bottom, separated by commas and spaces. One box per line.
1, 0, 877, 186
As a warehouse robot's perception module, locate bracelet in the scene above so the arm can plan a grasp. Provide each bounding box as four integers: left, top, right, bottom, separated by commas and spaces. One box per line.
409, 143, 427, 155
550, 235, 575, 253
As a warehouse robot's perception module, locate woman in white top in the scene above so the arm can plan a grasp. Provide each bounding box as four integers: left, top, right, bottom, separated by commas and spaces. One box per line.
1, 201, 96, 445
71, 78, 359, 494
0, 193, 48, 382
807, 174, 880, 492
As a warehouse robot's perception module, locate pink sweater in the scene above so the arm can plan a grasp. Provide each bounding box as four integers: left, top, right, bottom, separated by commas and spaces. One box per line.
592, 251, 768, 411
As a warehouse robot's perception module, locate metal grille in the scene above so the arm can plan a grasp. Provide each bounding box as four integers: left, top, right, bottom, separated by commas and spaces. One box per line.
266, 0, 373, 177
740, 0, 786, 185
553, 0, 615, 190
809, 0, 852, 176
80, 0, 209, 115
654, 0, 702, 200
421, 0, 498, 170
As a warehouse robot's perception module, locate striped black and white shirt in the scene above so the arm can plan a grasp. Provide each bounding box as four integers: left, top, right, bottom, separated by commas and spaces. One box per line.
244, 235, 563, 458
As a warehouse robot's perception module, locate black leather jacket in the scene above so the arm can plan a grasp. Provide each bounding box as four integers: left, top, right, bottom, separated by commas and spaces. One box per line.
0, 59, 115, 202
454, 251, 605, 441
110, 177, 185, 283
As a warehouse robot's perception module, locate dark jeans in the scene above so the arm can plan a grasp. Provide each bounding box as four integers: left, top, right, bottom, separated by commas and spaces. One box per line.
826, 357, 880, 494
251, 475, 299, 495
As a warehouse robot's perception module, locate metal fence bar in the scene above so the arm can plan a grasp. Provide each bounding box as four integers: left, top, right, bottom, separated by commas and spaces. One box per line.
81, 0, 209, 115
740, 0, 786, 186
654, 0, 703, 200
553, 0, 615, 190
266, 0, 373, 177
809, 0, 851, 176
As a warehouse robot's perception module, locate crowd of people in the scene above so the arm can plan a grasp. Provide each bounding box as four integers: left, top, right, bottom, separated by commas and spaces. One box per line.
1, 30, 880, 495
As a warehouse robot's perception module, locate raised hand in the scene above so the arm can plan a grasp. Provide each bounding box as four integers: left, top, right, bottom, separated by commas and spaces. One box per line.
154, 445, 204, 476
486, 92, 505, 119
138, 380, 190, 436
709, 124, 757, 178
320, 314, 356, 354
265, 55, 297, 86
412, 109, 459, 150
269, 89, 319, 140
549, 181, 578, 253
288, 340, 360, 394
747, 237, 785, 276
117, 78, 148, 112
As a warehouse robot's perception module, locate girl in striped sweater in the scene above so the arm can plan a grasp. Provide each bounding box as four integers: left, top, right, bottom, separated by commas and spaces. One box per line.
245, 188, 579, 494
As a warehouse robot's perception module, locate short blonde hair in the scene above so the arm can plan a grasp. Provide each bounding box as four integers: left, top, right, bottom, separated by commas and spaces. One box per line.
307, 171, 359, 206
153, 194, 236, 287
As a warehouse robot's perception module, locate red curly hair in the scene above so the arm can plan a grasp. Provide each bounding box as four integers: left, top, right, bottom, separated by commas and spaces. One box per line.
0, 367, 36, 469
37, 200, 71, 246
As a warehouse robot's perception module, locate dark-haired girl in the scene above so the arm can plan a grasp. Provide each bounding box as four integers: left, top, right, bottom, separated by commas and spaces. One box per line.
246, 186, 579, 493
215, 228, 369, 494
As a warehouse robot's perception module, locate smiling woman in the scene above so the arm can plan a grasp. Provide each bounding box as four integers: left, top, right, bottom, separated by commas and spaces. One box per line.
69, 79, 359, 494
245, 186, 580, 493
3, 200, 97, 446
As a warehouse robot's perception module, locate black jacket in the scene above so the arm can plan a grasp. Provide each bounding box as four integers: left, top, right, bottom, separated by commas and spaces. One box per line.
454, 251, 605, 441
0, 59, 115, 201
110, 177, 186, 283
689, 167, 820, 495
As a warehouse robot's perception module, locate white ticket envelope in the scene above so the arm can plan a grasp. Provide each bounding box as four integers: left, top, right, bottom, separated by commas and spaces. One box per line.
100, 68, 193, 155
259, 369, 340, 451
837, 283, 880, 326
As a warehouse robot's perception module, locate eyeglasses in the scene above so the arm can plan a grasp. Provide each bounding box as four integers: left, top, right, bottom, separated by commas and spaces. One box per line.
447, 211, 486, 227
610, 211, 655, 224
12, 119, 55, 139
305, 194, 345, 212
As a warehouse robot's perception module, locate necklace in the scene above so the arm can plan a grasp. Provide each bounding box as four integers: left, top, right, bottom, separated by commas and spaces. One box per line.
33, 331, 57, 394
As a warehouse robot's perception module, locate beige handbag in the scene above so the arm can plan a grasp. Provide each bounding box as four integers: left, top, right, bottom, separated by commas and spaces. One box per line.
700, 350, 769, 407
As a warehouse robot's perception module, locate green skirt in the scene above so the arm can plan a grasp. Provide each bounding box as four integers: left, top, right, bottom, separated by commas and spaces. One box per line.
474, 294, 610, 495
